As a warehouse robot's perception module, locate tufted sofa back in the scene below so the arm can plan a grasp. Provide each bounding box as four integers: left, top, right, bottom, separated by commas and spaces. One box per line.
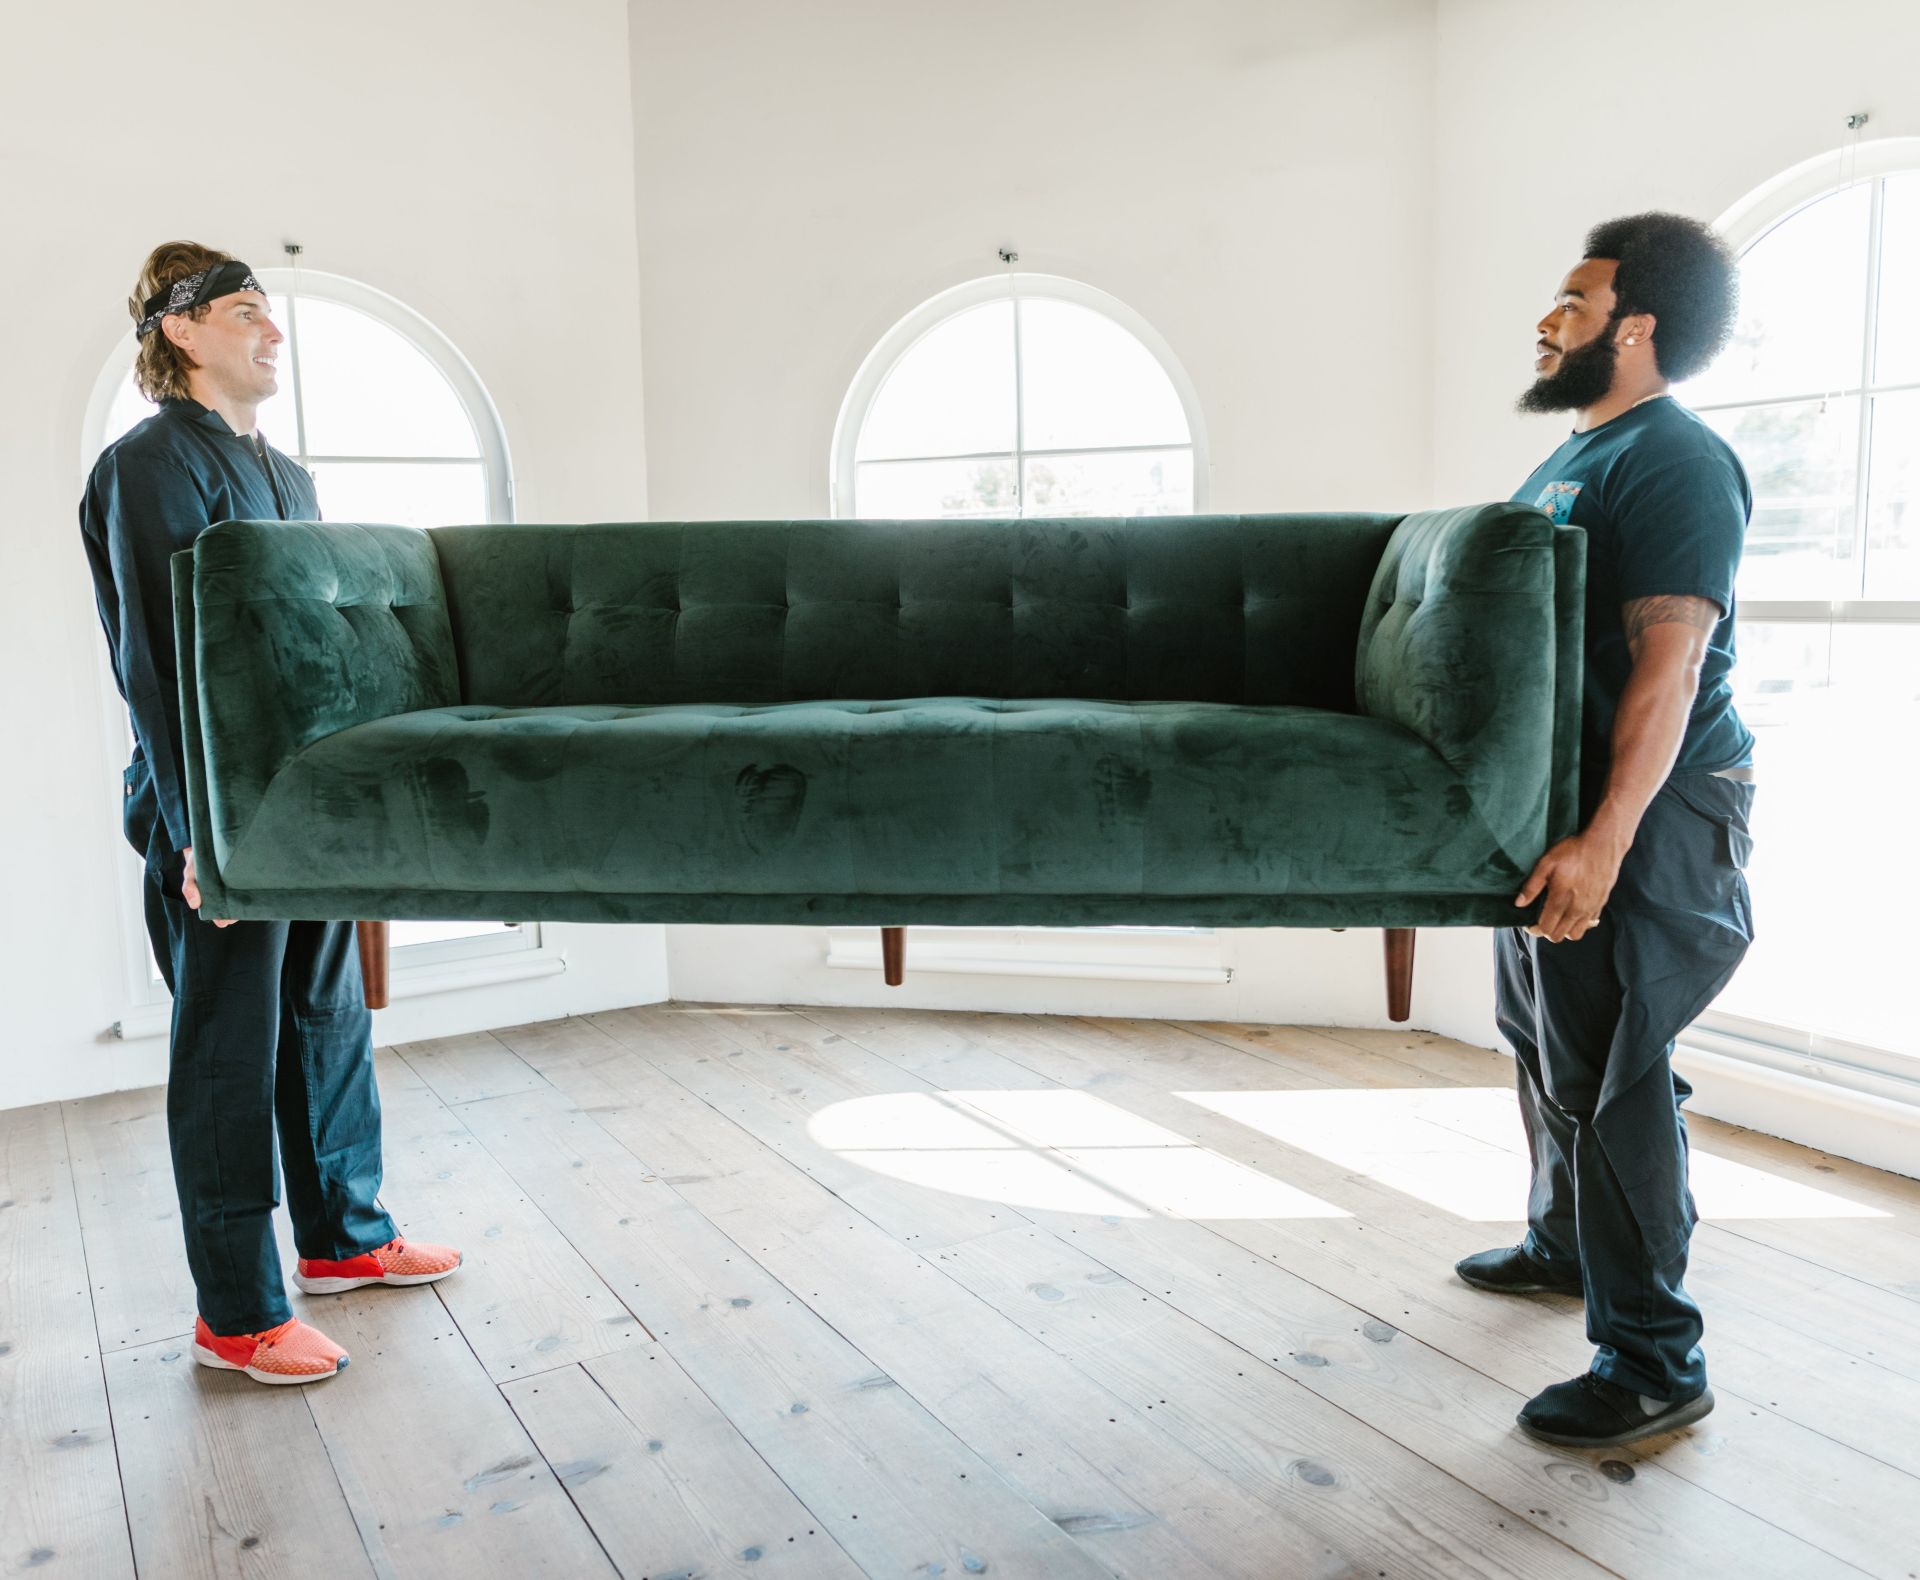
428, 514, 1403, 711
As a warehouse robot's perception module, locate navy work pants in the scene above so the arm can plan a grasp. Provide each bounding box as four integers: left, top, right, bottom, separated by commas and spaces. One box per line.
1494, 769, 1755, 1401
122, 756, 398, 1337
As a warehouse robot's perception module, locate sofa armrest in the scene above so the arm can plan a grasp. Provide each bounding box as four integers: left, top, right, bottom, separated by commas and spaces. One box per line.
1353, 502, 1585, 866
170, 520, 460, 899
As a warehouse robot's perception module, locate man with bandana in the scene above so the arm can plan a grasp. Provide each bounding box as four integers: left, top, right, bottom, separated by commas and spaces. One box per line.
1454, 213, 1757, 1448
80, 243, 461, 1386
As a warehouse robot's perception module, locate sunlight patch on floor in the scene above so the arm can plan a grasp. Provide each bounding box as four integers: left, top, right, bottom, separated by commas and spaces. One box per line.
808, 1088, 1349, 1219
1177, 1087, 1891, 1222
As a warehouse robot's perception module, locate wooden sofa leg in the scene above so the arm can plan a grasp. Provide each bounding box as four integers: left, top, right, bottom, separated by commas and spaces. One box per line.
1383, 928, 1415, 1023
357, 920, 390, 1010
881, 926, 905, 986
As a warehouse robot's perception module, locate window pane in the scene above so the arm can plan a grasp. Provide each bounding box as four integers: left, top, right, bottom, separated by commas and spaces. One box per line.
1866, 390, 1920, 599
308, 460, 488, 527
857, 302, 1015, 461
1700, 398, 1858, 601
853, 456, 1017, 519
292, 298, 480, 458
1873, 172, 1920, 387
1018, 298, 1190, 451
1715, 620, 1919, 1056
1022, 448, 1194, 517
1682, 183, 1872, 407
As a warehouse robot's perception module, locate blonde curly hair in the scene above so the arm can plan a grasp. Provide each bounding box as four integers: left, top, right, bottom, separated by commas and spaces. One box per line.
128, 240, 240, 403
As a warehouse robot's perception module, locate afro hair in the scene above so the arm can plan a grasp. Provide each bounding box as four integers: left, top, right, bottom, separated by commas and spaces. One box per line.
1584, 212, 1740, 382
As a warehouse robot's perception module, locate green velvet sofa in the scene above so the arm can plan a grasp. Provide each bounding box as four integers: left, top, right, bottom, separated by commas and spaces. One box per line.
169, 505, 1583, 1017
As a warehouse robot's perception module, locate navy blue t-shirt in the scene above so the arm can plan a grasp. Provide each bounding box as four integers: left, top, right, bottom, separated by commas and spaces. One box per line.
1512, 395, 1756, 780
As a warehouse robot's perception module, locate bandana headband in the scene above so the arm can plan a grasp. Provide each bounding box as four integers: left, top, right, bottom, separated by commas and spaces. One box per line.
135, 260, 266, 339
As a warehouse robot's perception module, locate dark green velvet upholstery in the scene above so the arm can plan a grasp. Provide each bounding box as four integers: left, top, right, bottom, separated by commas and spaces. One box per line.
427, 516, 1399, 710
176, 520, 459, 865
170, 508, 1583, 927
1355, 502, 1568, 860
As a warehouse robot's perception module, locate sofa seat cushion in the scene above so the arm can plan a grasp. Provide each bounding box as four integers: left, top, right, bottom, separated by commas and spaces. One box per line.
219, 698, 1528, 897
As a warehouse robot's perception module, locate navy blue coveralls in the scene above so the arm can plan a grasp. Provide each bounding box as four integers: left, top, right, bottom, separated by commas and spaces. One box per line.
80, 395, 398, 1337
1505, 395, 1759, 1402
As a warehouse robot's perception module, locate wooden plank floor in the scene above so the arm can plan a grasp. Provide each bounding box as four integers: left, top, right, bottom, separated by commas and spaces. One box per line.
6, 1004, 1916, 1579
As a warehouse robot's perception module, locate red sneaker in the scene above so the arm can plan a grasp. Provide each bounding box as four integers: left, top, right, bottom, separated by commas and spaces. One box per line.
292, 1235, 464, 1294
192, 1313, 349, 1384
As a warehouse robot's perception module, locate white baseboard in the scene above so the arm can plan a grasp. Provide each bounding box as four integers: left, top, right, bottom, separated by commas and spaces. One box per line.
1675, 1034, 1920, 1183
822, 925, 1233, 985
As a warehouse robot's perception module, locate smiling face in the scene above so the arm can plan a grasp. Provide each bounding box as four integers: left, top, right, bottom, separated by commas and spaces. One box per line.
164, 290, 284, 407
1533, 257, 1619, 374
1515, 257, 1632, 415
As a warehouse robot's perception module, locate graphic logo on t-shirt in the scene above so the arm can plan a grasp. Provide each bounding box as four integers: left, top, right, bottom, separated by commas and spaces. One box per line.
1534, 481, 1582, 524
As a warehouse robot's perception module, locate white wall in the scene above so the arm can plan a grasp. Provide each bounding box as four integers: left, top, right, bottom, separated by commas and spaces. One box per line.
665, 923, 1498, 1042
632, 0, 1437, 521
626, 0, 1501, 1039
0, 0, 670, 1112
1431, 0, 1920, 503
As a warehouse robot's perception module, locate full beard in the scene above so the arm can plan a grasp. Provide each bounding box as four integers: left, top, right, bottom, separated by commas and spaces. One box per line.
1516, 329, 1619, 414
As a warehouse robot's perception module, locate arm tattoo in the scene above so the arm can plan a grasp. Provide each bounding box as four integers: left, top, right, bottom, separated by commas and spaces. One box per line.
1622, 594, 1720, 652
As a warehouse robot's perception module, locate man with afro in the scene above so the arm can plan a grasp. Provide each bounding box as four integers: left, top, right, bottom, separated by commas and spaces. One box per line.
1458, 213, 1756, 1449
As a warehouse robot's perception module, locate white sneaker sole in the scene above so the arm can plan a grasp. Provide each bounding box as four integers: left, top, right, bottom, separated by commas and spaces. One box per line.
292, 1262, 460, 1295
192, 1342, 348, 1384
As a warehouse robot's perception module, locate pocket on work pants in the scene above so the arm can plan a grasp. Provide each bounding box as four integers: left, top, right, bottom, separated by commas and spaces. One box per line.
1610, 775, 1753, 945
122, 761, 160, 862
1658, 773, 1756, 945
1666, 773, 1755, 872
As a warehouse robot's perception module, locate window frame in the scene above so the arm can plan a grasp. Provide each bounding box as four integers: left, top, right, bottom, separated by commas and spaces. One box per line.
1688, 137, 1920, 1070
1693, 136, 1920, 624
829, 271, 1210, 519
83, 267, 533, 1010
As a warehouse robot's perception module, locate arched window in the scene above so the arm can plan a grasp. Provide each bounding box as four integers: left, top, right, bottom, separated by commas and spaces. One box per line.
1677, 141, 1920, 1063
833, 273, 1206, 519
84, 269, 527, 983
92, 270, 512, 521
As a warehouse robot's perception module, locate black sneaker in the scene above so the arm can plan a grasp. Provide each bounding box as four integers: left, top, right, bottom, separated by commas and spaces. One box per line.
1454, 1244, 1584, 1296
1517, 1371, 1715, 1448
